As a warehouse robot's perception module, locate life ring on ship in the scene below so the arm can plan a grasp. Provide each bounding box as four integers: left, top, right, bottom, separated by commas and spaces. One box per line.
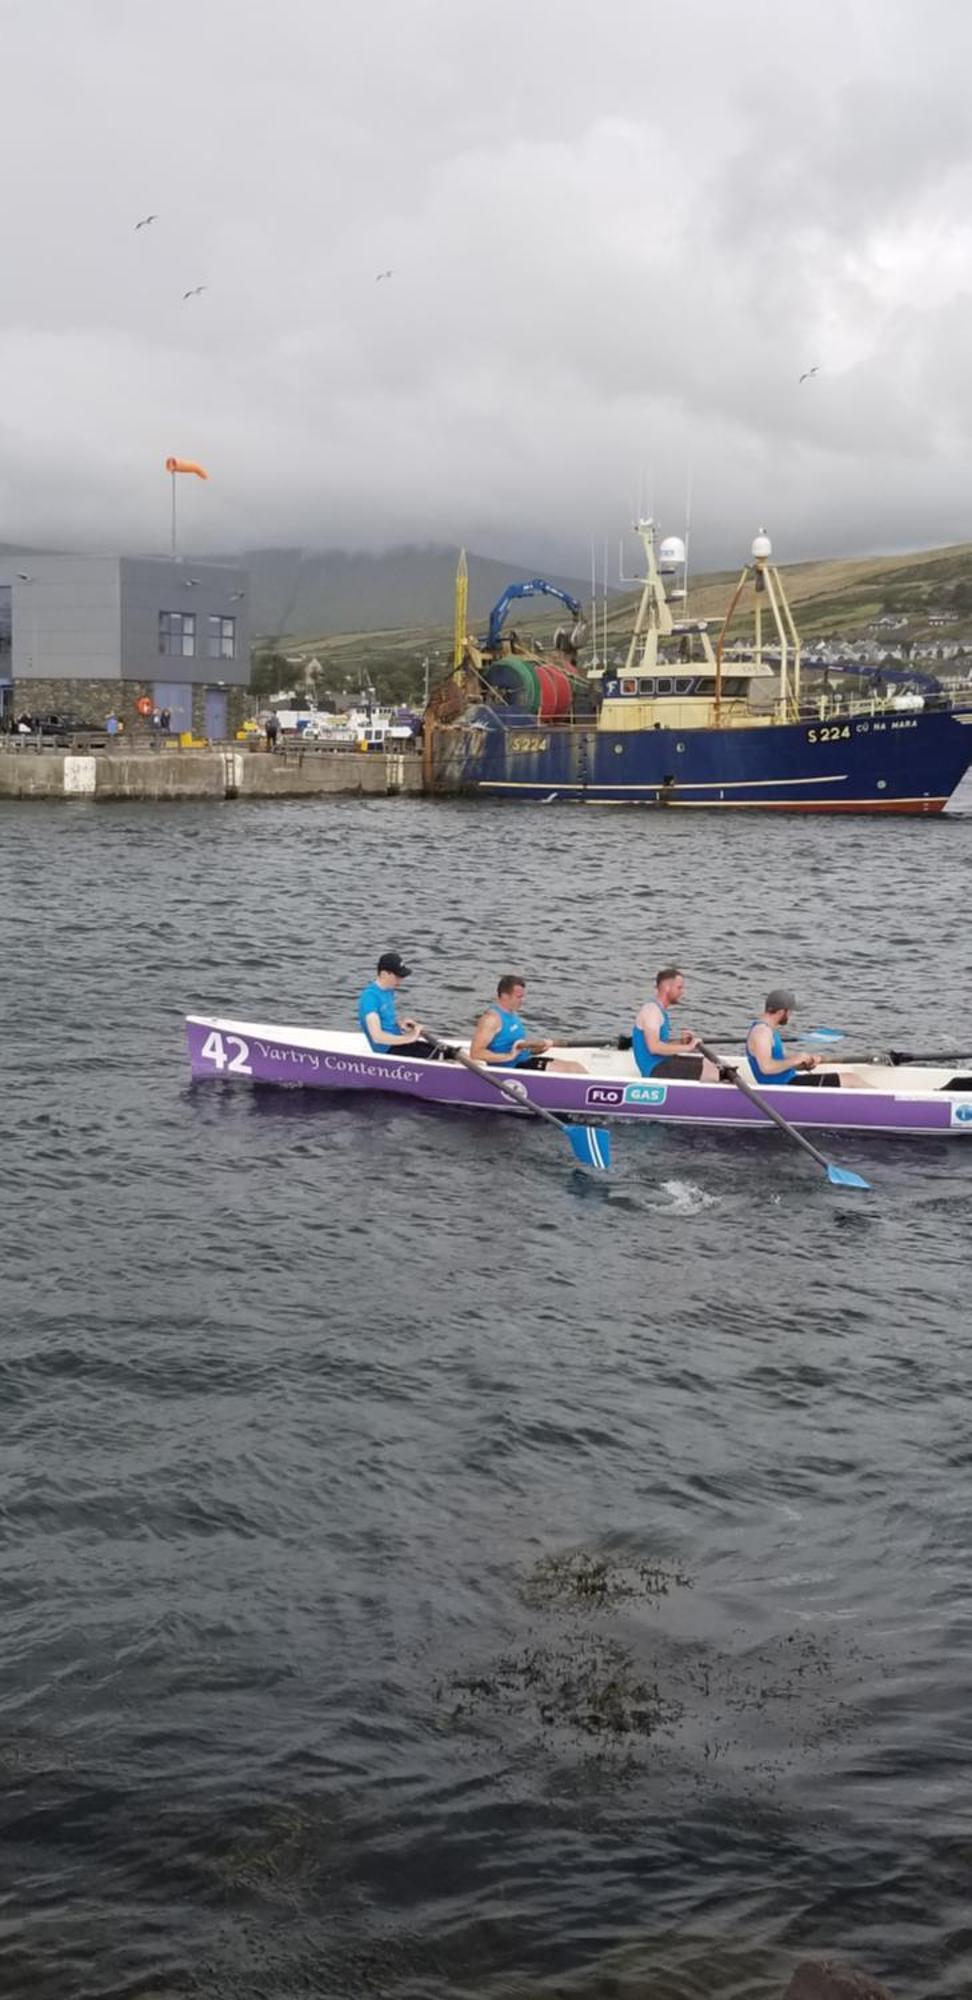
135, 696, 154, 716
620, 677, 638, 696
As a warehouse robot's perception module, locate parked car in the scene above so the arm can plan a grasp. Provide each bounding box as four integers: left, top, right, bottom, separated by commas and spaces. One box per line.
25, 713, 101, 738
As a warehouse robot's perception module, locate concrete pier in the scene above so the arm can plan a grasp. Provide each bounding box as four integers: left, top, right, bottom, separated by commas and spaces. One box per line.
0, 745, 423, 803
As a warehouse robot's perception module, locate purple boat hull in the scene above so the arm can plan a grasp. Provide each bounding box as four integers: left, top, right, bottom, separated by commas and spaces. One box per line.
185, 1017, 972, 1140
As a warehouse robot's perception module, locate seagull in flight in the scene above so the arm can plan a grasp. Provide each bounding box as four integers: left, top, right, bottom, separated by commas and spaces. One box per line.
182, 285, 207, 301
799, 363, 821, 383
135, 213, 158, 230
375, 269, 395, 282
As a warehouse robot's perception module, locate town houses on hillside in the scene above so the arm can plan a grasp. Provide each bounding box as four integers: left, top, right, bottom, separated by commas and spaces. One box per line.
804, 632, 972, 670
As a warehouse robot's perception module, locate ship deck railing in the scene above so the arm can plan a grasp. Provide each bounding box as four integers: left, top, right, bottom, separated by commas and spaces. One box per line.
798, 691, 959, 722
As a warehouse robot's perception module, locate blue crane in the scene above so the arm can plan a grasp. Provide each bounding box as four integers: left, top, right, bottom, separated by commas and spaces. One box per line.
484, 578, 584, 654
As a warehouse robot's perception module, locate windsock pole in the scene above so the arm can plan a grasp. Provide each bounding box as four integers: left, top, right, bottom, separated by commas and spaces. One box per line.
165, 457, 209, 558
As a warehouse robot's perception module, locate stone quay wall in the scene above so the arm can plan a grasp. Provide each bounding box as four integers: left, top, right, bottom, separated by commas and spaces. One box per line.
0, 745, 423, 802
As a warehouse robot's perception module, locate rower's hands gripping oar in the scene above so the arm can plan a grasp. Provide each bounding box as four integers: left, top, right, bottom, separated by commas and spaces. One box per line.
697, 1041, 871, 1192
426, 1037, 612, 1176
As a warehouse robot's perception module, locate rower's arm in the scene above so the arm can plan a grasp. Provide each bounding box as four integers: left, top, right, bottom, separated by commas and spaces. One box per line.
470, 1008, 519, 1064
638, 1003, 697, 1055
747, 1023, 807, 1075
363, 1009, 417, 1049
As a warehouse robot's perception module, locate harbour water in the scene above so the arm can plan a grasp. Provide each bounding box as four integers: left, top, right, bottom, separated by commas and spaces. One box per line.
3, 789, 972, 1999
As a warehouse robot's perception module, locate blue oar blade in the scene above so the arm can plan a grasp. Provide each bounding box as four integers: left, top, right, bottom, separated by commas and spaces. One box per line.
566, 1123, 612, 1173
801, 1027, 845, 1044
826, 1162, 871, 1191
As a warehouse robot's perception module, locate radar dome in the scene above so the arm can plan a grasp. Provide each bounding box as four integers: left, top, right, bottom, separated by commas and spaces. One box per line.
659, 535, 686, 568
751, 528, 772, 560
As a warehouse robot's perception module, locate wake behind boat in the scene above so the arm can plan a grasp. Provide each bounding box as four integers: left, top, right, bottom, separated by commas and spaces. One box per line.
185, 1015, 972, 1140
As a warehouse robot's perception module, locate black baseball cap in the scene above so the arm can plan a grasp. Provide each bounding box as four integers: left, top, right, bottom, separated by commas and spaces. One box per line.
378, 951, 411, 978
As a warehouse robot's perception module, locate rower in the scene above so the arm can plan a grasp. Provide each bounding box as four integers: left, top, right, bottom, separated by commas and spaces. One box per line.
358, 952, 439, 1058
632, 967, 720, 1081
746, 991, 876, 1091
470, 975, 586, 1073
746, 990, 822, 1085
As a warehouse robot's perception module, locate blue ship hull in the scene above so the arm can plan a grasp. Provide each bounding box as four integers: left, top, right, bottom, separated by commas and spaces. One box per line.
434, 706, 972, 812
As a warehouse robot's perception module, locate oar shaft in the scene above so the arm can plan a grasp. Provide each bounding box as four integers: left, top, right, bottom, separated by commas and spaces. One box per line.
889, 1049, 972, 1066
698, 1041, 834, 1173
550, 1031, 832, 1050
426, 1037, 611, 1176
450, 1045, 566, 1133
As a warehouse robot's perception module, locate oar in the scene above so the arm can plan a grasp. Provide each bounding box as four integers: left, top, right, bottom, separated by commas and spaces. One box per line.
697, 1040, 871, 1192
888, 1048, 972, 1066
428, 1037, 612, 1175
551, 1027, 845, 1051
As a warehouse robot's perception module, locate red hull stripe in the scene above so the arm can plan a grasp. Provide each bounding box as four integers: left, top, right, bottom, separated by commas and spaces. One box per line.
479, 787, 949, 814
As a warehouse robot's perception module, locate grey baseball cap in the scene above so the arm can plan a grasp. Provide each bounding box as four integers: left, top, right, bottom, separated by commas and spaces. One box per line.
765, 987, 797, 1012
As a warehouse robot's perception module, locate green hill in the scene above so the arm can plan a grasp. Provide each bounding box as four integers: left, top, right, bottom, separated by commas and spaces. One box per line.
241, 543, 593, 642
254, 539, 972, 706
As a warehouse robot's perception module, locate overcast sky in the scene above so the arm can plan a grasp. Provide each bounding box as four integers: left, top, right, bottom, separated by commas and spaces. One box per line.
2, 0, 972, 575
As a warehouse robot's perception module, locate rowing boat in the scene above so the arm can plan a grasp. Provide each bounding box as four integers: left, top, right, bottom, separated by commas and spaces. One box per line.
185, 1016, 972, 1140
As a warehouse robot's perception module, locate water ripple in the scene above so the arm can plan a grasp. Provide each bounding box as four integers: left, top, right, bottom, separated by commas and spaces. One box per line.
2, 795, 972, 1999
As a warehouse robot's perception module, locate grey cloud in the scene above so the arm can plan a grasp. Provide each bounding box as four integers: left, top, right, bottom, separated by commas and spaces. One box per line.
2, 0, 972, 578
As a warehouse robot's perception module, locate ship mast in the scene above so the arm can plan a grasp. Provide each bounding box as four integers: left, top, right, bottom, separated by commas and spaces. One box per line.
623, 519, 676, 674
715, 528, 803, 724
453, 547, 468, 670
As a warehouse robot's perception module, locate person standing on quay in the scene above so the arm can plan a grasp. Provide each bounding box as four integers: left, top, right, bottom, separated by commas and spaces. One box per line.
106, 710, 120, 749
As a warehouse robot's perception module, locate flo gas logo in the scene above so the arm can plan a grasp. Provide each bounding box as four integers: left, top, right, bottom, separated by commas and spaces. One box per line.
584, 1082, 669, 1109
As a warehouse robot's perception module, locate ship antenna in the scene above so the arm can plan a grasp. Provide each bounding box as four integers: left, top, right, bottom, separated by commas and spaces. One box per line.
600, 536, 608, 668
683, 465, 694, 620
590, 536, 598, 667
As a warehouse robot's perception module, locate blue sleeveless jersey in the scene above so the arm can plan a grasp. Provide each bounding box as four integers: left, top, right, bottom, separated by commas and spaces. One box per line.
747, 1019, 796, 1086
632, 1001, 671, 1077
358, 980, 400, 1051
487, 1003, 530, 1067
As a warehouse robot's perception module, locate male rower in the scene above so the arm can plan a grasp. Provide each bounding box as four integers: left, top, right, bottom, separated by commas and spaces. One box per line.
745, 990, 871, 1089
470, 975, 586, 1073
632, 967, 720, 1081
746, 989, 822, 1086
358, 952, 439, 1059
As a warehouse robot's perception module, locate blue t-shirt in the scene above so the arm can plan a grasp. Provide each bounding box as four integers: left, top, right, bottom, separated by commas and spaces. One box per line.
632, 1001, 671, 1077
358, 980, 401, 1051
747, 1020, 796, 1086
487, 1003, 530, 1067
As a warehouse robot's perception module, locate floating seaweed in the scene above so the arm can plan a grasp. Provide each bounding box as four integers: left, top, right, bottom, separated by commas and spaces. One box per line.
520, 1548, 692, 1613
447, 1635, 684, 1741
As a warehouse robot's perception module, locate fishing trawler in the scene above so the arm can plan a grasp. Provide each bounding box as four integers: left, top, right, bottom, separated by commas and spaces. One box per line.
423, 524, 972, 813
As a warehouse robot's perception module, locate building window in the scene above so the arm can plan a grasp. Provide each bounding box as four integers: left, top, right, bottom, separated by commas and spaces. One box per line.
207, 615, 236, 661
159, 611, 196, 658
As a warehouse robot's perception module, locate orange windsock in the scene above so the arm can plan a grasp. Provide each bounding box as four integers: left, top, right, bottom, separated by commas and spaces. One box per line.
165, 457, 209, 479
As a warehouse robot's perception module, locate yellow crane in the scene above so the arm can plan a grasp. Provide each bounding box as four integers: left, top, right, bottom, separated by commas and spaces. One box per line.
454, 547, 468, 670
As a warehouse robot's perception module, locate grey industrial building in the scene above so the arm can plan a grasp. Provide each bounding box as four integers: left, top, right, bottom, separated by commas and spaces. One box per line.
0, 553, 250, 738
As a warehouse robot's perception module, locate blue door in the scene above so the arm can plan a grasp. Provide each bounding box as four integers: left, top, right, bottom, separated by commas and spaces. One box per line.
154, 682, 192, 734
203, 689, 228, 741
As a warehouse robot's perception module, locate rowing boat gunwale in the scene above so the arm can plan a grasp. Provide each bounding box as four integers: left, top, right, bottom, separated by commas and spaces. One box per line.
184, 1015, 972, 1140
